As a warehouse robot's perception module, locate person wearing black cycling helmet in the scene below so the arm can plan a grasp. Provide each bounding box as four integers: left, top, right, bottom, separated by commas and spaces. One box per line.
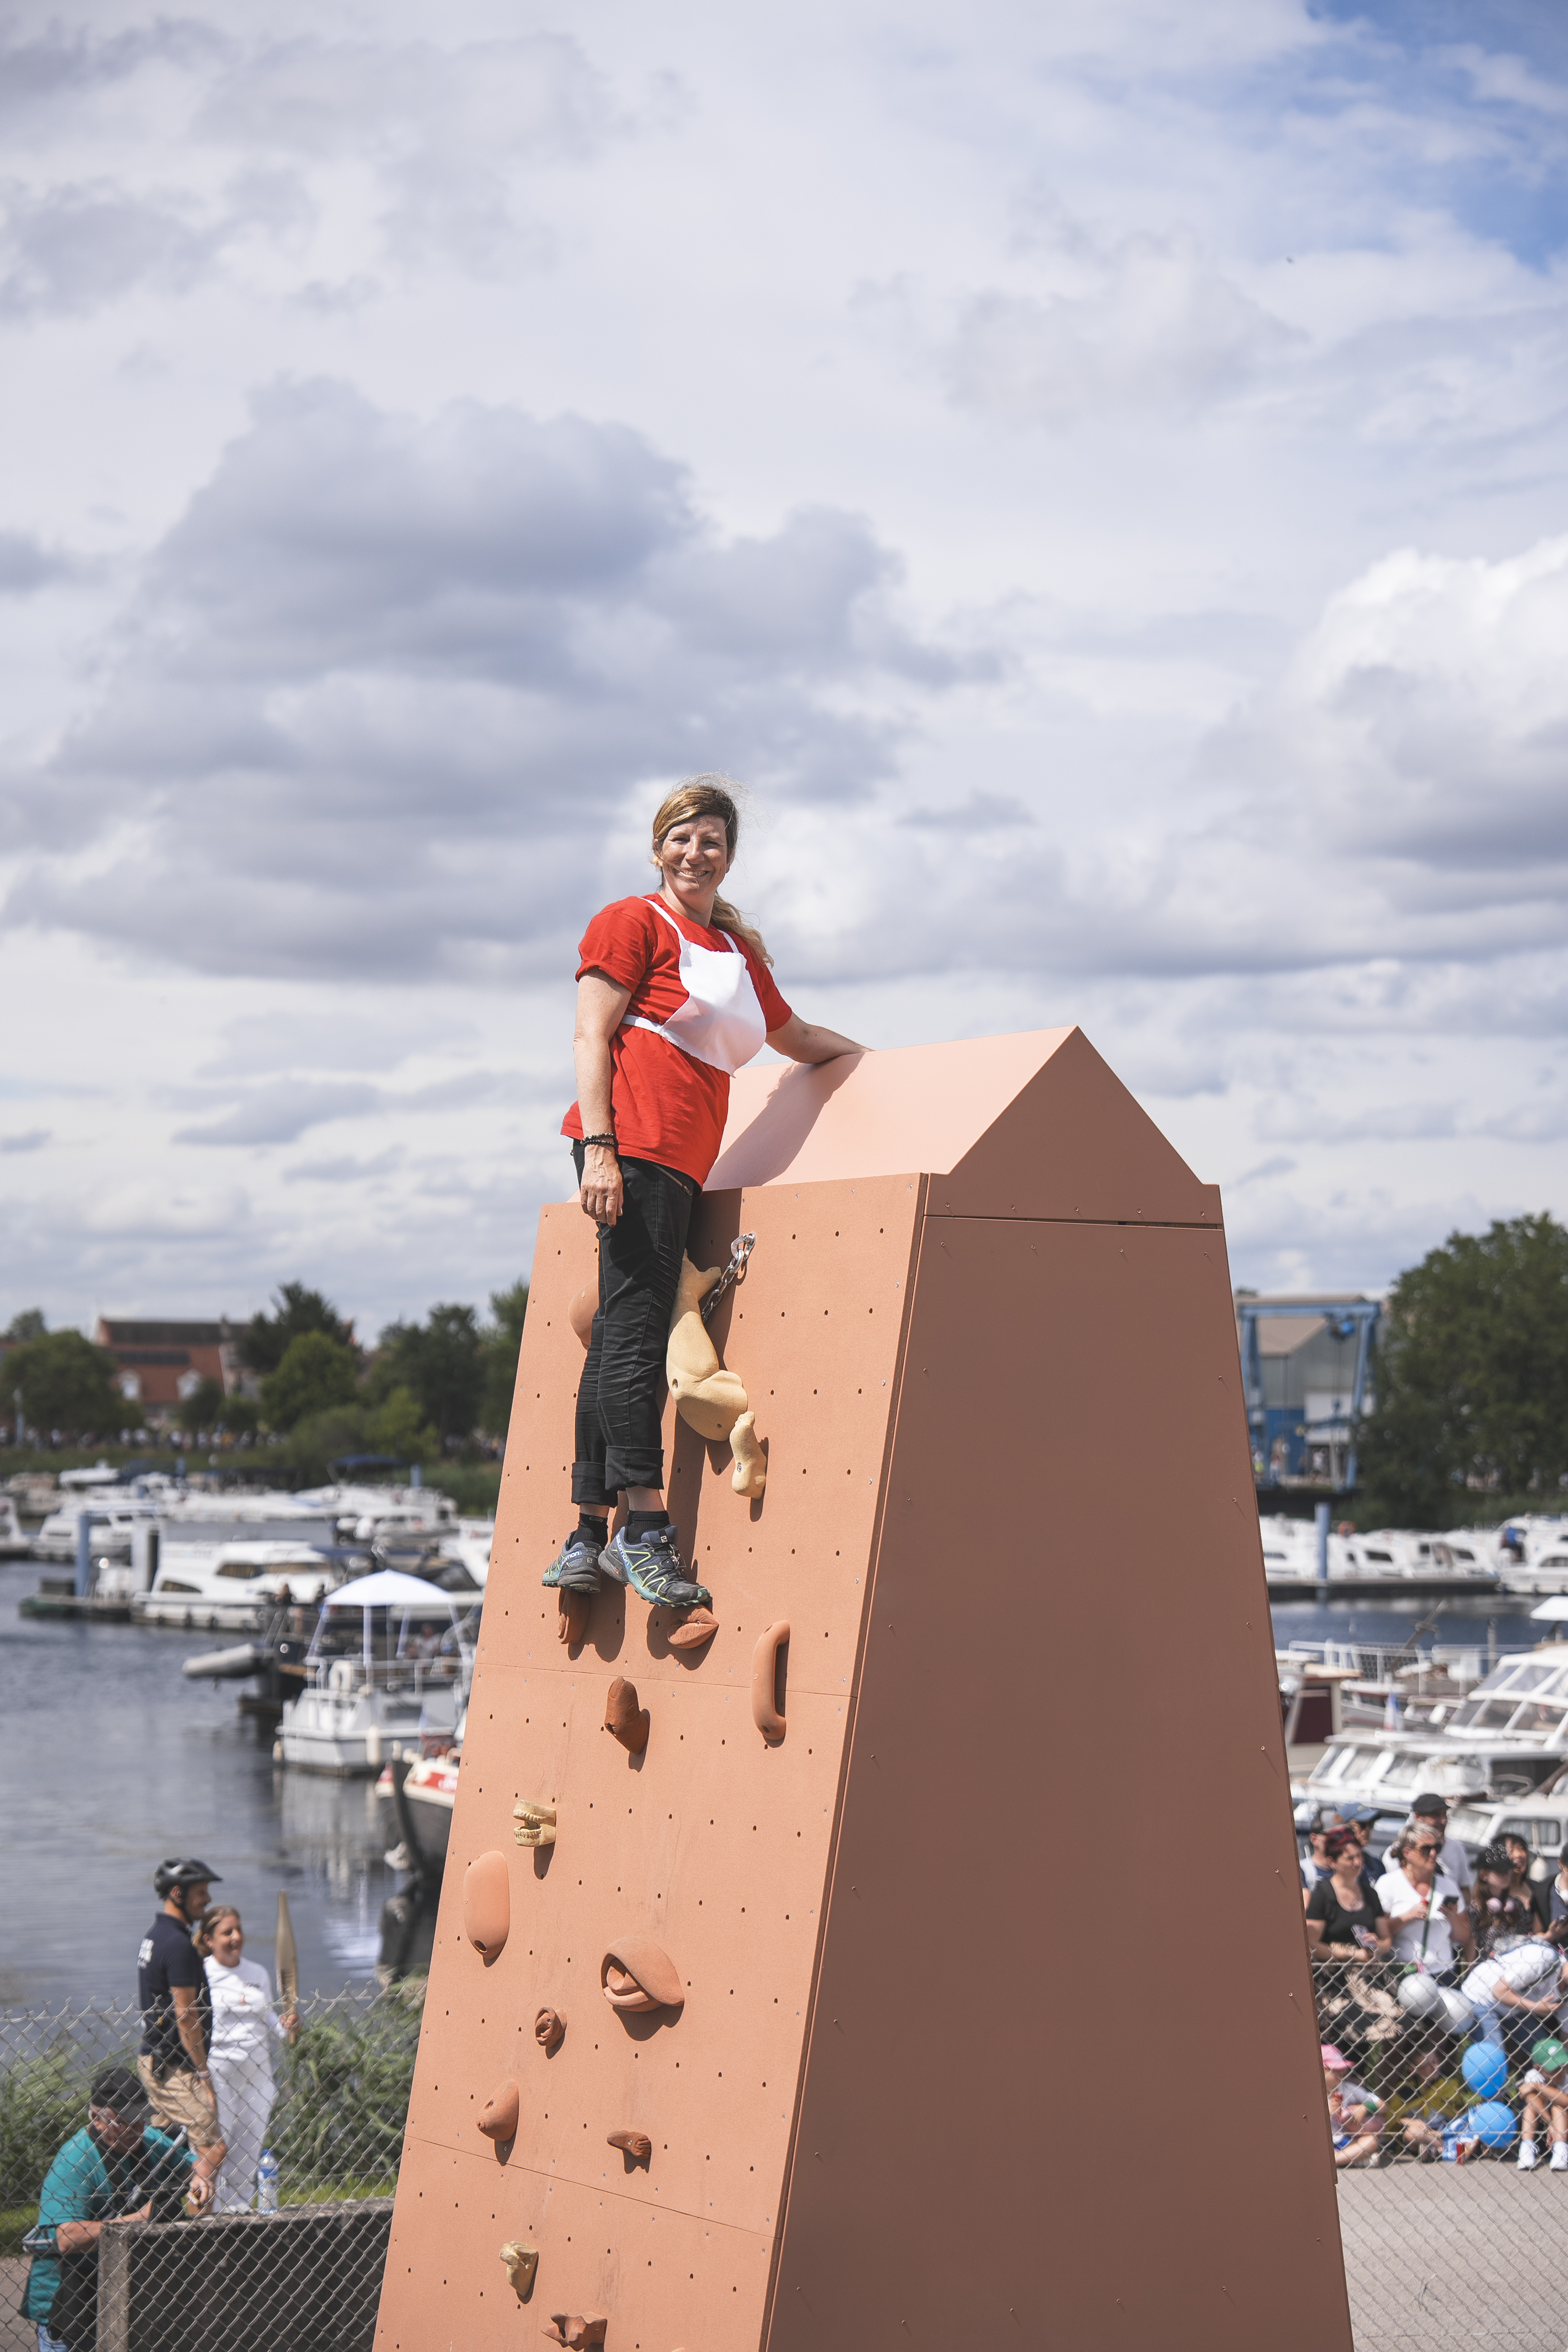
134, 1859, 225, 2202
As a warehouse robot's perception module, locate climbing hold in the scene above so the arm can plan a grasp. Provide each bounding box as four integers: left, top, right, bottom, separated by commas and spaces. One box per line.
557, 1588, 592, 1647
666, 1256, 767, 1495
499, 2243, 537, 2301
478, 2079, 519, 2143
751, 1619, 789, 1740
604, 1677, 650, 1754
462, 1852, 511, 1961
729, 1409, 766, 1498
534, 2006, 566, 2055
513, 1801, 558, 1849
541, 2318, 606, 2349
568, 1285, 596, 1349
600, 1936, 684, 2015
667, 1605, 718, 1653
608, 2128, 652, 2163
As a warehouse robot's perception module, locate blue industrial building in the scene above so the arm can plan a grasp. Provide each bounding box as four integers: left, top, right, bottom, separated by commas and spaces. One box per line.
1236, 1293, 1380, 1489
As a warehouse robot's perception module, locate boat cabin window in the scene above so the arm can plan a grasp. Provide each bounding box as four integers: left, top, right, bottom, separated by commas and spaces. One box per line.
215, 1562, 266, 1581
1363, 1550, 1393, 1563
1309, 1746, 1357, 1785
1499, 1816, 1567, 1854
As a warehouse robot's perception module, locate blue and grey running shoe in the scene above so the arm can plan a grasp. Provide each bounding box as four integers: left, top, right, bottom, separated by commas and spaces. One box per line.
600, 1523, 712, 1610
541, 1526, 604, 1594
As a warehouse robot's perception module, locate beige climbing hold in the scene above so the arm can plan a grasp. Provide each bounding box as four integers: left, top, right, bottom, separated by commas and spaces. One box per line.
462, 1851, 511, 1961
667, 1604, 718, 1652
601, 1936, 684, 2014
499, 2243, 537, 2300
666, 1256, 767, 1494
534, 2006, 566, 2055
542, 2318, 606, 2349
513, 1800, 557, 1849
478, 2079, 519, 2142
604, 1676, 650, 1754
608, 2127, 652, 2162
751, 1619, 789, 1740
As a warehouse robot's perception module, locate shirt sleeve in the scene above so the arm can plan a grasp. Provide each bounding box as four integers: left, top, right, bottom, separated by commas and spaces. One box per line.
577, 900, 657, 993
165, 1936, 203, 1992
38, 2140, 98, 2226
743, 946, 792, 1033
1305, 1882, 1332, 1923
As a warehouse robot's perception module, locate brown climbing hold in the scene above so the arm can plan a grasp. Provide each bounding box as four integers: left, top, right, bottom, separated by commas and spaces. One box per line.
604, 1676, 650, 1753
667, 1605, 717, 1652
600, 1936, 684, 2014
499, 2243, 537, 2300
542, 2317, 607, 2349
513, 1800, 557, 1849
477, 2079, 519, 2142
751, 1619, 790, 1740
462, 1851, 511, 1961
534, 2006, 565, 2055
567, 1284, 596, 1349
607, 2127, 652, 2162
557, 1588, 592, 1647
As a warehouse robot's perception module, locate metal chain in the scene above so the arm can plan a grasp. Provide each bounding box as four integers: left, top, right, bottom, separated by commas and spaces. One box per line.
700, 1231, 756, 1322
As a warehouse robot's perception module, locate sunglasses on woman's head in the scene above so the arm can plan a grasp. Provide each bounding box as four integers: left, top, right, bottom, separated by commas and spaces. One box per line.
1411, 1842, 1440, 1855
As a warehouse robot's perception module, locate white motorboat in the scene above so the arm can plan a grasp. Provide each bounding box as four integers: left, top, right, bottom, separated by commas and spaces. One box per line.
1260, 1515, 1501, 1595
0, 1496, 30, 1558
277, 1568, 475, 1776
376, 1723, 463, 1873
33, 1497, 160, 1563
132, 1538, 346, 1630
1464, 1516, 1568, 1596
1300, 1644, 1568, 1811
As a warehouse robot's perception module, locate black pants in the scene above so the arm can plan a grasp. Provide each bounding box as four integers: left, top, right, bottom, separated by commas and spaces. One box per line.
571, 1143, 695, 1505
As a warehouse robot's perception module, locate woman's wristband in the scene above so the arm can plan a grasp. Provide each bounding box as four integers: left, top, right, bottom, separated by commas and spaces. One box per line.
581, 1134, 618, 1153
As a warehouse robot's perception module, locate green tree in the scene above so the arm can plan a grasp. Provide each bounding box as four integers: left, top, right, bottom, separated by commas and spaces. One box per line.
370, 1385, 437, 1464
177, 1375, 227, 1436
374, 1305, 485, 1448
8, 1331, 121, 1437
242, 1283, 357, 1377
479, 1280, 529, 1439
261, 1331, 360, 1431
4, 1309, 46, 1342
1360, 1212, 1568, 1525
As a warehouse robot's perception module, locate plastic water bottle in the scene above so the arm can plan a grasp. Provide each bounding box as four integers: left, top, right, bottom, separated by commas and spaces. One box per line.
256, 2150, 279, 2212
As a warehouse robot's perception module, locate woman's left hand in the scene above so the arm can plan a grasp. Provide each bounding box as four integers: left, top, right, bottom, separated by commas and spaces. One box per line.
282, 2011, 300, 2041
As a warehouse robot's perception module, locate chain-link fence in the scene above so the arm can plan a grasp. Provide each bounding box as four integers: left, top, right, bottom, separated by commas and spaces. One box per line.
9, 1961, 1568, 2349
1313, 1952, 1568, 2349
0, 1983, 420, 2352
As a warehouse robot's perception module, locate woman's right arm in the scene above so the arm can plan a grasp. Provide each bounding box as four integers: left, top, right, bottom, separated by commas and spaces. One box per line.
574, 971, 632, 1227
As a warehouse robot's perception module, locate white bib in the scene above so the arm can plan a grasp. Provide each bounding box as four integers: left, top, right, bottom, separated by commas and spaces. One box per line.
623, 897, 769, 1076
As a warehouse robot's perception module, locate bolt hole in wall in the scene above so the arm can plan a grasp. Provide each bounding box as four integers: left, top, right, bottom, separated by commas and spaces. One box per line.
0, 1558, 397, 2001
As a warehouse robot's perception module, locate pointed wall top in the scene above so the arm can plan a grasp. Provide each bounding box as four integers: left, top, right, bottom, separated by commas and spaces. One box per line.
707, 1027, 1220, 1226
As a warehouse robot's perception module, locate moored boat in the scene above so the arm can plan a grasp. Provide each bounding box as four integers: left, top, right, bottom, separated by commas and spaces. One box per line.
276, 1568, 475, 1775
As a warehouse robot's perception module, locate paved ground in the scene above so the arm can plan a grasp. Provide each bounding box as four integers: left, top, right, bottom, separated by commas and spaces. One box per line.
1340, 2160, 1568, 2349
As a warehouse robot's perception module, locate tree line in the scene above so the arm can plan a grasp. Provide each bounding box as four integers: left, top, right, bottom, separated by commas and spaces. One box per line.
1, 1279, 529, 1466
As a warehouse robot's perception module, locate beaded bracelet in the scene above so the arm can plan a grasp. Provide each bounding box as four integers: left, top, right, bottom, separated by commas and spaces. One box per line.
580, 1133, 618, 1152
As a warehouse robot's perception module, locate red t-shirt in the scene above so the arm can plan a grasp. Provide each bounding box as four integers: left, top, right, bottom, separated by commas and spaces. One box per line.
562, 895, 792, 1186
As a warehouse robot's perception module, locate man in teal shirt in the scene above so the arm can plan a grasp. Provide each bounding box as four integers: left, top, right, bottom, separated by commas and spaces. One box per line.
24, 2066, 196, 2351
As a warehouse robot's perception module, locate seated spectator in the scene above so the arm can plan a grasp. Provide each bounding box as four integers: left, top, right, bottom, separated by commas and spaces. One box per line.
1470, 1844, 1540, 1957
1502, 1833, 1552, 1931
1306, 1830, 1393, 1962
1548, 1848, 1568, 1928
1321, 2045, 1383, 2166
1516, 2036, 1568, 2172
23, 2064, 194, 2352
1461, 1920, 1568, 2068
1378, 1793, 1471, 1905
202, 1905, 298, 2212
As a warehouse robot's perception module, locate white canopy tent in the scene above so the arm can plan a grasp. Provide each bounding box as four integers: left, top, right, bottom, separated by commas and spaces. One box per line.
311, 1568, 471, 1675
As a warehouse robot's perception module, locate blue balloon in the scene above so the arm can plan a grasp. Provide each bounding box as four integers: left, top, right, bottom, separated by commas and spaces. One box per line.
1462, 2043, 1508, 2098
1467, 2100, 1517, 2147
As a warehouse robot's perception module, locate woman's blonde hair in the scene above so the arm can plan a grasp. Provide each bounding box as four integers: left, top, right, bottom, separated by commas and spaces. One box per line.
651, 774, 772, 965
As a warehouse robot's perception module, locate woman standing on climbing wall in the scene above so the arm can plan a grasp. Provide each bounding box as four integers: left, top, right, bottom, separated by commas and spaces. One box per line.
547, 774, 866, 1611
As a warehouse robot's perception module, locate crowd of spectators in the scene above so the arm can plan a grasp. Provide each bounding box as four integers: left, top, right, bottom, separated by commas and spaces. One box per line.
1304, 1790, 1568, 2171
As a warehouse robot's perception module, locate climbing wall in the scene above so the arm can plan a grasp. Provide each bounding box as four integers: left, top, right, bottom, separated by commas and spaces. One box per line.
376, 1028, 1353, 2352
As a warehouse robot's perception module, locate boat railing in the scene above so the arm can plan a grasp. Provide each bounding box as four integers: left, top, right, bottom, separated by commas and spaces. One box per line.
1280, 1638, 1537, 1687
311, 1654, 465, 1697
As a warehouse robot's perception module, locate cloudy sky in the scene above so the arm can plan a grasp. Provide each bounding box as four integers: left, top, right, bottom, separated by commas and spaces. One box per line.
3, 0, 1567, 1337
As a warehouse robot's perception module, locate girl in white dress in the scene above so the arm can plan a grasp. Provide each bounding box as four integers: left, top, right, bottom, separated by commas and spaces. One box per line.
200, 1906, 298, 2210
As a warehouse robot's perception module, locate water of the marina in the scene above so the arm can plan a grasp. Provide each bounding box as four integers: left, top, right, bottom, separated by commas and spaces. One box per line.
0, 1557, 399, 2010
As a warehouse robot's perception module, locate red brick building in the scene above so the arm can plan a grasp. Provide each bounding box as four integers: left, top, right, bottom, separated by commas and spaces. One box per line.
93, 1319, 243, 1415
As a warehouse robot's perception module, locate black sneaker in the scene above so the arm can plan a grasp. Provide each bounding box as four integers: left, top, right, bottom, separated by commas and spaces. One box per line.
600, 1524, 712, 1610
542, 1527, 604, 1595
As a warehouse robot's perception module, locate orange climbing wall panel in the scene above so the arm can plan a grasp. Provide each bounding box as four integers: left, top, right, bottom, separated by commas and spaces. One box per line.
376, 1029, 1352, 2352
